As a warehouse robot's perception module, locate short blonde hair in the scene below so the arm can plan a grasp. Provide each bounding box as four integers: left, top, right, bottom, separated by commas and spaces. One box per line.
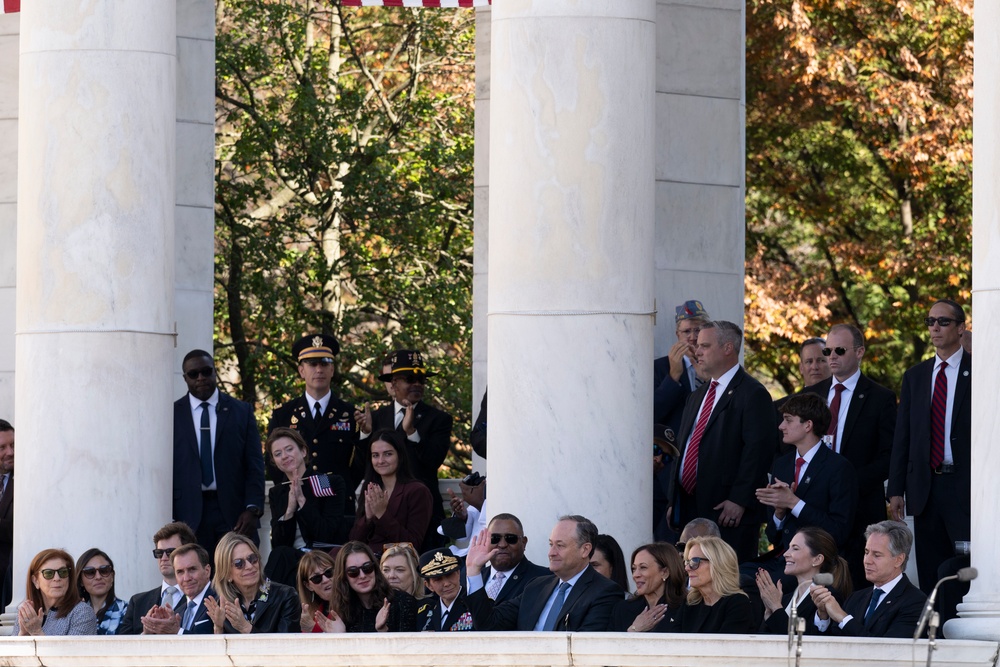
684, 536, 746, 605
380, 545, 425, 599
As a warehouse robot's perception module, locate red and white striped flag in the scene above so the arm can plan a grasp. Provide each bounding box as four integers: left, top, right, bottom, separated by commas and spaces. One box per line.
309, 473, 339, 498
1, 0, 20, 15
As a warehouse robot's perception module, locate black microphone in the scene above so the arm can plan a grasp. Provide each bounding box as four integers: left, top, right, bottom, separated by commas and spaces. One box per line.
914, 567, 978, 639
812, 573, 834, 586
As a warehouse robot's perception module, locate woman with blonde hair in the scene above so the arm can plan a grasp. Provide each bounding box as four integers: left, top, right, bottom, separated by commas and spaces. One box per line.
14, 548, 97, 635
671, 536, 755, 633
205, 532, 300, 633
380, 544, 425, 599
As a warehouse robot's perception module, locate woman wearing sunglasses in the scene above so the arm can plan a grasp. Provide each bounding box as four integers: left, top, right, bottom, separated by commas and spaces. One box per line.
75, 548, 126, 635
349, 429, 433, 555
670, 536, 756, 633
319, 541, 418, 633
205, 532, 300, 633
297, 550, 340, 632
14, 548, 97, 635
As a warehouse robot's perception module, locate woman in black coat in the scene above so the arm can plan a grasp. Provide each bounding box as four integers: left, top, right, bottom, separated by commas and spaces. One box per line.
608, 542, 686, 632
670, 536, 756, 634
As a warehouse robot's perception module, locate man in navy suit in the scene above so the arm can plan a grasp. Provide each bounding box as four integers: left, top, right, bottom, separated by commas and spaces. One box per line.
672, 320, 777, 561
653, 300, 710, 434
755, 393, 857, 578
140, 543, 217, 635
0, 420, 14, 610
463, 515, 621, 631
811, 520, 926, 637
889, 299, 971, 600
479, 513, 550, 603
173, 350, 265, 557
117, 521, 197, 634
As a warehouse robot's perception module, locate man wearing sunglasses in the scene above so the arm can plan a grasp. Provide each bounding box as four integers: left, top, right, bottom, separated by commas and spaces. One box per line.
120, 521, 198, 635
889, 299, 971, 611
269, 334, 363, 513
174, 349, 266, 558
799, 324, 897, 589
478, 514, 549, 604
357, 349, 453, 548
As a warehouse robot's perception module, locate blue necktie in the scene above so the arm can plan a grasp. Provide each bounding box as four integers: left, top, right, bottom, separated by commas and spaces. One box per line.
182, 600, 198, 631
541, 582, 570, 631
864, 588, 884, 626
200, 402, 214, 486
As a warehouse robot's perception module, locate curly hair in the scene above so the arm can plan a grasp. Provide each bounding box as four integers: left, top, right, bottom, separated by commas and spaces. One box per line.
331, 541, 395, 627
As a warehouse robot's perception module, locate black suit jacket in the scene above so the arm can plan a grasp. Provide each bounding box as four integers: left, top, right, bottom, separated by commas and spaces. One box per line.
834, 575, 926, 637
465, 565, 620, 631
364, 401, 453, 527
653, 355, 694, 435
482, 559, 551, 604
670, 595, 757, 633
220, 582, 300, 634
173, 393, 266, 532
888, 351, 971, 517
801, 374, 896, 528
116, 585, 163, 635
762, 590, 826, 635
0, 471, 13, 608
269, 395, 362, 497
765, 443, 858, 550
269, 473, 350, 548
179, 586, 218, 635
420, 590, 474, 631
674, 367, 776, 521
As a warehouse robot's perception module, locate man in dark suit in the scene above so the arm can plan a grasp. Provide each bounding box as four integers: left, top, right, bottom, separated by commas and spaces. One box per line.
889, 299, 971, 604
811, 520, 926, 637
139, 543, 217, 635
672, 320, 777, 561
800, 323, 896, 587
357, 350, 453, 545
418, 548, 473, 631
173, 349, 265, 557
480, 513, 550, 603
269, 334, 362, 510
118, 521, 198, 635
772, 337, 831, 414
464, 515, 621, 631
755, 393, 857, 578
653, 300, 710, 435
0, 419, 14, 609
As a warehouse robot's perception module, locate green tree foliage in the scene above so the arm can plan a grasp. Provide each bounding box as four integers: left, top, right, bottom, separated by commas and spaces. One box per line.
745, 0, 972, 395
214, 0, 476, 474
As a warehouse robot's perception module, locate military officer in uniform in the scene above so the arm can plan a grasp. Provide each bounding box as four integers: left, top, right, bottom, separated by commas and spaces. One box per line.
269, 334, 362, 512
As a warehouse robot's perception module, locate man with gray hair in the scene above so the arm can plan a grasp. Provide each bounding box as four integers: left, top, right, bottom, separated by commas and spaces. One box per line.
811, 520, 926, 637
654, 300, 710, 433
672, 320, 776, 561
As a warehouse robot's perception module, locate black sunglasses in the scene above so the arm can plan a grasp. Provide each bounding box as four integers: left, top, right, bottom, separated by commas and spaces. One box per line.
308, 568, 334, 585
152, 547, 177, 559
304, 359, 333, 367
925, 317, 959, 327
490, 533, 520, 546
81, 565, 114, 579
184, 366, 214, 380
683, 557, 710, 570
40, 567, 70, 580
345, 561, 376, 578
821, 346, 856, 357
233, 553, 260, 570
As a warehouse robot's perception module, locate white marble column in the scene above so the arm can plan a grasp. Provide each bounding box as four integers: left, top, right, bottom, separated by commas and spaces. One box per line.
0, 11, 17, 420
653, 0, 745, 352
174, 0, 216, 397
14, 0, 176, 601
487, 1, 656, 563
944, 0, 1000, 642
471, 5, 490, 473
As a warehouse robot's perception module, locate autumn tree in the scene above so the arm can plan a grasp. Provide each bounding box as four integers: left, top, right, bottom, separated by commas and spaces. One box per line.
745, 0, 973, 395
214, 0, 476, 473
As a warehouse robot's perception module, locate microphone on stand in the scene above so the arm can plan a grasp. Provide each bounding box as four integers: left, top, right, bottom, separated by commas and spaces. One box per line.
812, 573, 834, 587
914, 567, 977, 640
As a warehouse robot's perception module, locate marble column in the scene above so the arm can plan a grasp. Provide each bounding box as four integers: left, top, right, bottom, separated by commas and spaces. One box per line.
944, 0, 1000, 642
487, 1, 656, 563
471, 5, 490, 473
14, 0, 176, 601
0, 11, 17, 419
173, 0, 216, 397
653, 0, 745, 352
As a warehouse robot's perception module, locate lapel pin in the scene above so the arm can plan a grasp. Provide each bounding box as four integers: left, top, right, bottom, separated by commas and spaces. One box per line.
963, 371, 970, 377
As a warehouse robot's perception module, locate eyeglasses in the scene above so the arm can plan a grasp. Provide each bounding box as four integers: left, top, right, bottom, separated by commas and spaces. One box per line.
653, 444, 664, 457
925, 317, 959, 327
39, 567, 70, 580
303, 359, 334, 367
308, 568, 334, 585
345, 561, 376, 578
490, 533, 521, 546
683, 557, 710, 570
184, 367, 214, 380
233, 553, 260, 570
81, 565, 114, 579
820, 346, 857, 357
153, 547, 177, 559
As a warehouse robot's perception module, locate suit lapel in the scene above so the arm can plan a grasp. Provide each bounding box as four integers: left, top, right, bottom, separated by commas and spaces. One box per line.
841, 374, 870, 446
180, 399, 199, 458
952, 351, 971, 430
215, 396, 230, 457
797, 444, 830, 495
704, 368, 743, 432
528, 577, 559, 627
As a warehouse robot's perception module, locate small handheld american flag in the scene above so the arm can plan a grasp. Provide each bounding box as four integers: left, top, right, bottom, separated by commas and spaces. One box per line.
308, 473, 338, 498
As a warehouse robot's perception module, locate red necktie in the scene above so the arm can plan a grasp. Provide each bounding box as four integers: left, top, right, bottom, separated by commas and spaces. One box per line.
680, 381, 719, 494
793, 456, 806, 492
930, 361, 948, 469
826, 383, 846, 451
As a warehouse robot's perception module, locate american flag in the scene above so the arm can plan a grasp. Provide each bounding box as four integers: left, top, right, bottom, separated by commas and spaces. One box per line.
1, 0, 20, 14
309, 473, 338, 498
